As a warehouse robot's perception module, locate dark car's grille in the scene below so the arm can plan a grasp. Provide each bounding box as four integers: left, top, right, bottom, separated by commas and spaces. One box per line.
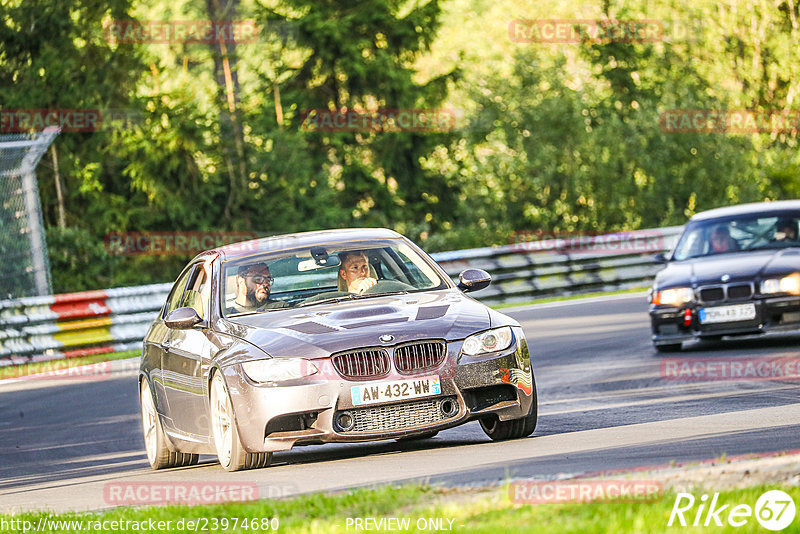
727, 284, 753, 300
698, 283, 753, 303
394, 341, 446, 374
339, 396, 458, 433
699, 287, 725, 302
332, 349, 390, 379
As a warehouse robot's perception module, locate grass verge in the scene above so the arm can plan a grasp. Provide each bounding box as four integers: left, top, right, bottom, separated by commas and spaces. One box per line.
3, 483, 796, 533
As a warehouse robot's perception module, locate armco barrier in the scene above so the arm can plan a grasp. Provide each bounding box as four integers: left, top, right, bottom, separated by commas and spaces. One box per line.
0, 227, 682, 365
0, 284, 170, 366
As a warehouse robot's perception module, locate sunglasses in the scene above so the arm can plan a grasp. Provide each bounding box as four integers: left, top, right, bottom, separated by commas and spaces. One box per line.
246, 275, 274, 285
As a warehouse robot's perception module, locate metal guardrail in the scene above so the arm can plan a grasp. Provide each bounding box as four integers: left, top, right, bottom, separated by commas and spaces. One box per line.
0, 227, 682, 366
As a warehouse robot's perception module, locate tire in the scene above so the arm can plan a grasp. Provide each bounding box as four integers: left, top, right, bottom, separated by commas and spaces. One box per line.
654, 343, 682, 353
210, 372, 272, 471
480, 378, 538, 441
140, 379, 198, 470
396, 431, 439, 441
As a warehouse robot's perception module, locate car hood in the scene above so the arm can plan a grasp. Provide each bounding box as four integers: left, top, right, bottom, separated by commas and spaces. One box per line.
656, 248, 800, 287
222, 289, 495, 359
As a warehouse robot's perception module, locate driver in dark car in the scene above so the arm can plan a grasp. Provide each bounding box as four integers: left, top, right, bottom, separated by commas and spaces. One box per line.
709, 225, 738, 253
231, 263, 288, 312
338, 251, 378, 294
775, 218, 798, 242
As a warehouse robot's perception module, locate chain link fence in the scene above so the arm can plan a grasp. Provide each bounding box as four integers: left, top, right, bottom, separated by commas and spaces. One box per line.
0, 127, 59, 298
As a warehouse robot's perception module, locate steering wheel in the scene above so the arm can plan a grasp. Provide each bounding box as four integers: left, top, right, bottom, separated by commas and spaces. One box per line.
362, 279, 415, 294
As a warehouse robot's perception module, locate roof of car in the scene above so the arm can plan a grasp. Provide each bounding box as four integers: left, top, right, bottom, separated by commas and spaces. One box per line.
213, 227, 404, 261
691, 200, 800, 221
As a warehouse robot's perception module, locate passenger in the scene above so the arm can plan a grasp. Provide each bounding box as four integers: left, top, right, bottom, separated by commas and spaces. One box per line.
709, 225, 738, 253
231, 263, 288, 312
338, 251, 378, 294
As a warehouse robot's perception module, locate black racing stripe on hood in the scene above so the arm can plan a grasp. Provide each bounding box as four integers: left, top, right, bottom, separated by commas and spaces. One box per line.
415, 305, 450, 320
341, 317, 409, 329
285, 321, 339, 334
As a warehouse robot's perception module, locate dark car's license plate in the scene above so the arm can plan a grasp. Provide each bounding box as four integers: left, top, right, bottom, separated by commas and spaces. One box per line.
699, 303, 756, 324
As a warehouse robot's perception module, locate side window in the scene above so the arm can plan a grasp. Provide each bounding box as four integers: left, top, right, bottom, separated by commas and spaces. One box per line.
163, 267, 193, 318
180, 264, 209, 319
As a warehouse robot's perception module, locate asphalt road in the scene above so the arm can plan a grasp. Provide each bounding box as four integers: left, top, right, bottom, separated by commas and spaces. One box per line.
2, 293, 799, 513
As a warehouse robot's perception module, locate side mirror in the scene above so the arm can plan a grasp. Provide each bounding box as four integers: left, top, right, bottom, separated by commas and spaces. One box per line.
165, 307, 205, 329
457, 269, 492, 292
653, 252, 669, 264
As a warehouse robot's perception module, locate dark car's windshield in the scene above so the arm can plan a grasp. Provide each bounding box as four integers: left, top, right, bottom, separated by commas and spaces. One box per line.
672, 212, 800, 260
221, 239, 448, 316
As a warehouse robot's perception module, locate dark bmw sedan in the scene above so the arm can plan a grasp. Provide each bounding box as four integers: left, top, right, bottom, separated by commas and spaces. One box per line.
650, 200, 800, 352
139, 228, 536, 471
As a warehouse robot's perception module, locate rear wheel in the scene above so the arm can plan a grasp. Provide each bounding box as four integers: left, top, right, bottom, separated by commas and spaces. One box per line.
480, 379, 538, 441
654, 343, 682, 353
140, 379, 198, 469
210, 372, 272, 471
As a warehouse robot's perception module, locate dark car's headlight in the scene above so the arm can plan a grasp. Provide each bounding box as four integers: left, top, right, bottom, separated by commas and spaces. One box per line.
462, 326, 513, 356
651, 287, 694, 306
761, 273, 800, 295
241, 358, 318, 383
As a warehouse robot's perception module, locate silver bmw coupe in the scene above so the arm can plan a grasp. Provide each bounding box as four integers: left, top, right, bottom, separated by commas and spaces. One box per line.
139, 228, 536, 471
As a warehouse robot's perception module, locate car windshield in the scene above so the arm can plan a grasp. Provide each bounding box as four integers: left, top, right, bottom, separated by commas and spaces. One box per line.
672, 212, 800, 260
221, 239, 448, 316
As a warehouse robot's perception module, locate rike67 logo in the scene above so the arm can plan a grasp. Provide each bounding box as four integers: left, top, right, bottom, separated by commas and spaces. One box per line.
668, 490, 796, 531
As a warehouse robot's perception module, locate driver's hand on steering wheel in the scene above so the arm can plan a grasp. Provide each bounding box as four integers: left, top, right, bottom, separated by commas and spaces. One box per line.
353, 277, 378, 294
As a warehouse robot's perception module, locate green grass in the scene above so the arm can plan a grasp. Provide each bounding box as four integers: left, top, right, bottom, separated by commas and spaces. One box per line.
491, 287, 648, 309
0, 349, 139, 381
3, 483, 797, 533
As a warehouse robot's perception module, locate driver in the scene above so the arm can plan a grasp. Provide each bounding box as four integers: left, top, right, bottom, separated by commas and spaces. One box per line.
709, 225, 738, 253
339, 251, 378, 294
231, 263, 288, 312
775, 218, 798, 241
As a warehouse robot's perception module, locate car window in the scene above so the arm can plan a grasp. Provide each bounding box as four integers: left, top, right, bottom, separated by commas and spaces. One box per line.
221, 239, 448, 316
163, 267, 193, 318
180, 263, 209, 319
673, 213, 800, 260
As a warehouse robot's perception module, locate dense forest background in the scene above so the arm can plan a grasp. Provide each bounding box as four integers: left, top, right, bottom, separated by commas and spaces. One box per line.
1, 0, 799, 292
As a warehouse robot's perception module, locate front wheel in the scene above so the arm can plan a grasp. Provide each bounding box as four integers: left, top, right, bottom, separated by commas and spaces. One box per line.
480, 379, 538, 441
140, 379, 198, 469
210, 372, 272, 471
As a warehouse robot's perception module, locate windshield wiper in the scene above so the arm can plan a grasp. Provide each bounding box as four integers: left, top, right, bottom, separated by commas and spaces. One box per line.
351, 290, 409, 299
296, 294, 357, 307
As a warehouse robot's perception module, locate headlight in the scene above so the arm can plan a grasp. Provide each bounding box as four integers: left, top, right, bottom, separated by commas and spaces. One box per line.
462, 326, 513, 356
241, 358, 318, 383
651, 287, 694, 306
761, 273, 800, 295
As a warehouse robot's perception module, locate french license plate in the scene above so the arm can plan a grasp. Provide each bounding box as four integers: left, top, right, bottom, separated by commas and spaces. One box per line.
698, 303, 756, 324
351, 376, 441, 406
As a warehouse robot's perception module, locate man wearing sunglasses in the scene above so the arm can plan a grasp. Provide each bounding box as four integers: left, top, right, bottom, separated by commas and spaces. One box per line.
232, 263, 288, 312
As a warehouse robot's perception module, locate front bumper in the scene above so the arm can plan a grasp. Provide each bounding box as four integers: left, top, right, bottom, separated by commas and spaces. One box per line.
650, 295, 800, 346
221, 328, 534, 452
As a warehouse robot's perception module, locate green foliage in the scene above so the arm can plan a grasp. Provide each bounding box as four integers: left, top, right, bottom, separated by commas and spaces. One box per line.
2, 0, 800, 292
